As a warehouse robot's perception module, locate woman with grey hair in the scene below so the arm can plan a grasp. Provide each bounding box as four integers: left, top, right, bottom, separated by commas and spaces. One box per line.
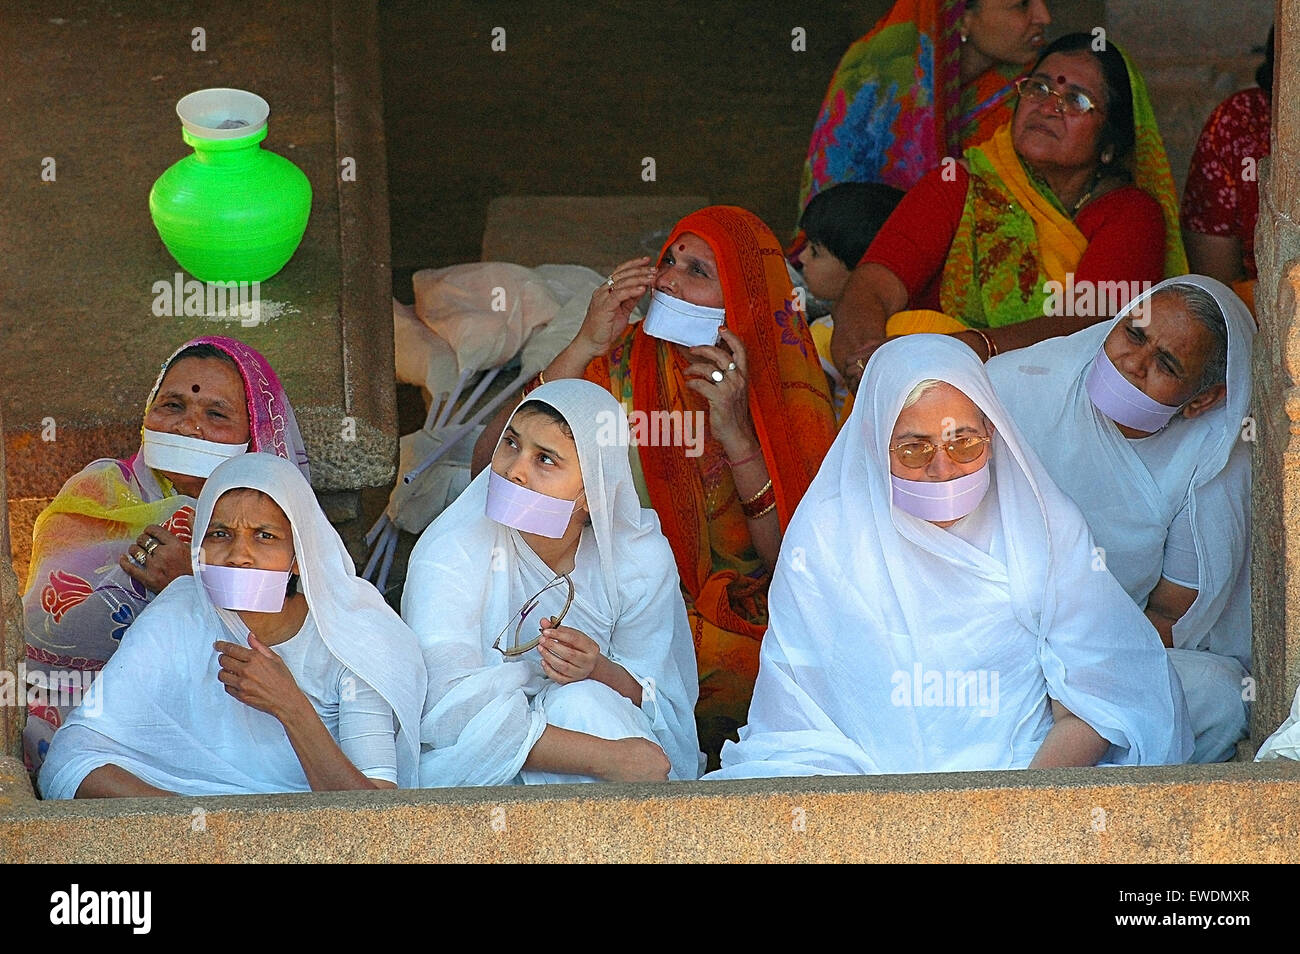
986, 275, 1254, 762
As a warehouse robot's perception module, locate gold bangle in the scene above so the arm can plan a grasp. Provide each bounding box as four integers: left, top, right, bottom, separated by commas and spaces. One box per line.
974, 329, 997, 360
523, 370, 546, 396
748, 499, 777, 519
741, 478, 774, 507
538, 369, 547, 385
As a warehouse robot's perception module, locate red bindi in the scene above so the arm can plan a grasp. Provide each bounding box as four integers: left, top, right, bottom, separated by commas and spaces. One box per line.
677, 244, 686, 251
191, 384, 201, 393
1056, 75, 1066, 85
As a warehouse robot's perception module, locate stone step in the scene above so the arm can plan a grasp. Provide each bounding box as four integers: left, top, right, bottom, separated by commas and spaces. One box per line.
1, 0, 399, 522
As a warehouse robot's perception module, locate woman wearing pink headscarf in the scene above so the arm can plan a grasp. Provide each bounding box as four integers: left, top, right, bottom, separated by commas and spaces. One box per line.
22, 336, 309, 772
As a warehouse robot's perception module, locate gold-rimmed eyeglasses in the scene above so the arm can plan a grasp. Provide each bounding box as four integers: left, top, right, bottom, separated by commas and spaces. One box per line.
1014, 77, 1101, 117
492, 573, 575, 657
889, 435, 991, 469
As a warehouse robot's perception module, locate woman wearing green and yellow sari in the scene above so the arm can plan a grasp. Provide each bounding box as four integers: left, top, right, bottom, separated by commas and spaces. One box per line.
828, 33, 1187, 389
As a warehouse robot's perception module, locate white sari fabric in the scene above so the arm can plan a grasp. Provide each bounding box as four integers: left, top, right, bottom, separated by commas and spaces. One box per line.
1257, 690, 1300, 761
710, 335, 1192, 779
986, 275, 1253, 762
39, 453, 426, 797
403, 379, 701, 787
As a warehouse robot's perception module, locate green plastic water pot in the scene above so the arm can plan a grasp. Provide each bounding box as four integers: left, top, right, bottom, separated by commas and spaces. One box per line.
149, 88, 312, 283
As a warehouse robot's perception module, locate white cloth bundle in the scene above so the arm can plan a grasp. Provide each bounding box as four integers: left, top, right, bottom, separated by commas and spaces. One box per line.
403, 378, 701, 786
39, 453, 426, 797
710, 335, 1192, 779
396, 263, 607, 395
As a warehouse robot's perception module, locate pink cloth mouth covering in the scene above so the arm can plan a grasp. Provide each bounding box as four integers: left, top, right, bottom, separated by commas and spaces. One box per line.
1086, 347, 1182, 433
198, 563, 291, 612
485, 469, 579, 538
891, 464, 990, 522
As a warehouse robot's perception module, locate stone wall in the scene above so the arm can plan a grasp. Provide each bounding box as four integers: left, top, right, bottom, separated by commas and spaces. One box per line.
381, 0, 1106, 278
1107, 0, 1274, 193
0, 414, 25, 761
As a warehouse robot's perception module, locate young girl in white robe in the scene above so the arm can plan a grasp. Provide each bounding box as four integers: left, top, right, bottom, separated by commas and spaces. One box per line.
709, 335, 1193, 779
404, 379, 701, 786
39, 453, 425, 797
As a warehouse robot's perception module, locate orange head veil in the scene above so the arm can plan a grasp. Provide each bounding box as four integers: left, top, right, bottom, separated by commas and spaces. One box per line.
629, 206, 837, 603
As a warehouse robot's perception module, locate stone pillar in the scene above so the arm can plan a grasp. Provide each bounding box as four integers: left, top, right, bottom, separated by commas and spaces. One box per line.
0, 410, 26, 760
1248, 0, 1300, 742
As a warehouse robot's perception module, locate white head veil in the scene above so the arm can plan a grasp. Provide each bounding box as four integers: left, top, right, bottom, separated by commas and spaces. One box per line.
191, 453, 425, 786
404, 378, 701, 785
713, 335, 1192, 778
987, 275, 1255, 667
39, 453, 426, 797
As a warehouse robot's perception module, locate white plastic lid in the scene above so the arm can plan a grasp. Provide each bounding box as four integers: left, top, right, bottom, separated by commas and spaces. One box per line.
176, 88, 270, 140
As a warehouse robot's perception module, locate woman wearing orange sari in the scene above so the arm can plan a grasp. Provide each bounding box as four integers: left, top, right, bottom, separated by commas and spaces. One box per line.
473, 207, 837, 762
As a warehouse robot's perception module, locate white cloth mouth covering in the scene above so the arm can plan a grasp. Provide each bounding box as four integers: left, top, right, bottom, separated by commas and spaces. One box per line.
641, 289, 726, 348
142, 428, 248, 478
198, 563, 290, 613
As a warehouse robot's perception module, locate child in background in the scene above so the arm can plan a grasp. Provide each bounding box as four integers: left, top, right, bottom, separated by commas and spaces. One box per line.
795, 182, 903, 422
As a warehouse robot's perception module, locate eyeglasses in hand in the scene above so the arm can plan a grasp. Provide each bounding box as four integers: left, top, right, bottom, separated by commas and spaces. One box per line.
492, 573, 575, 657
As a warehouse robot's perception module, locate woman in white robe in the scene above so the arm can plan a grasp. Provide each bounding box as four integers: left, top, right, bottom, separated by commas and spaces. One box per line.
709, 335, 1192, 779
986, 275, 1253, 763
39, 453, 425, 798
404, 378, 701, 786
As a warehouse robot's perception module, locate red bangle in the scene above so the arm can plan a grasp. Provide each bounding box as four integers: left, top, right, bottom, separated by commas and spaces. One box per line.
728, 448, 763, 469
741, 480, 777, 519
